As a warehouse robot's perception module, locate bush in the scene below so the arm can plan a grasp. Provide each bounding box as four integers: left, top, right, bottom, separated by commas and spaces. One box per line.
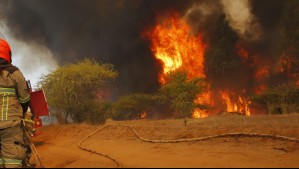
112, 93, 158, 120
38, 58, 118, 124
251, 83, 299, 114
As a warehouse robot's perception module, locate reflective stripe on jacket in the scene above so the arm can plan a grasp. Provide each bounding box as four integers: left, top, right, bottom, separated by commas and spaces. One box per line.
0, 88, 17, 121
0, 68, 30, 128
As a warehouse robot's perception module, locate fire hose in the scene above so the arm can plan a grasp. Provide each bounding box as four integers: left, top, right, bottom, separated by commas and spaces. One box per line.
78, 125, 122, 168
79, 124, 299, 168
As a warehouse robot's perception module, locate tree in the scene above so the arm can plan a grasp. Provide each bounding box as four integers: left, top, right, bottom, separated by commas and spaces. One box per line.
159, 71, 207, 122
112, 93, 158, 120
38, 58, 118, 124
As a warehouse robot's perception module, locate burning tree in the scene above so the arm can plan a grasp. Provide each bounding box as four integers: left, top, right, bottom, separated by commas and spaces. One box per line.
159, 71, 208, 122
143, 13, 253, 117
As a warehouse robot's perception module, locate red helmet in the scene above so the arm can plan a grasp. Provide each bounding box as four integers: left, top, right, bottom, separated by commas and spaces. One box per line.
0, 39, 12, 63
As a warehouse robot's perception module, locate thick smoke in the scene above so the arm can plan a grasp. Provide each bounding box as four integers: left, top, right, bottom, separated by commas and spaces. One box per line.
0, 0, 197, 97
183, 0, 292, 95
0, 0, 293, 99
221, 0, 262, 41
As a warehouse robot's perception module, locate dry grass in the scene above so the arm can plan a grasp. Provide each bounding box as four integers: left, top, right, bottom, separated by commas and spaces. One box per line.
35, 114, 299, 168
41, 113, 299, 141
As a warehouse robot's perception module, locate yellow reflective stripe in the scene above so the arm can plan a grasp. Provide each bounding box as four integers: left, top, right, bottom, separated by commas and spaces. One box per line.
3, 158, 22, 165
1, 93, 3, 121
19, 95, 30, 103
0, 88, 15, 121
4, 93, 8, 120
1, 93, 11, 121
1, 93, 6, 121
0, 88, 15, 94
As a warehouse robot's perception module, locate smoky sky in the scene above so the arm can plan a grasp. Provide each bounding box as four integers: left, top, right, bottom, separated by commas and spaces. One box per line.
0, 0, 291, 98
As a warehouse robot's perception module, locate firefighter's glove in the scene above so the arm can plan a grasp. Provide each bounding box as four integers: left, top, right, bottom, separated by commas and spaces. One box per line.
24, 119, 36, 137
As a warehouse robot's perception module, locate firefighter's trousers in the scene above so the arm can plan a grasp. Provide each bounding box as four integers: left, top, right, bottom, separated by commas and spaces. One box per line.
0, 123, 26, 168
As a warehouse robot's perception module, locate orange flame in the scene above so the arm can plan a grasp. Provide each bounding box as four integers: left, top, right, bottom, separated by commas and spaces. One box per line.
139, 111, 147, 119
144, 13, 254, 118
255, 85, 267, 94
143, 13, 206, 84
237, 44, 249, 62
143, 13, 210, 118
255, 66, 269, 80
192, 109, 209, 118
220, 91, 251, 116
193, 91, 212, 118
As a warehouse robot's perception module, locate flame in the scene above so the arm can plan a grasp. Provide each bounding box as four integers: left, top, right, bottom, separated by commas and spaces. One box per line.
139, 111, 147, 119
255, 66, 269, 80
237, 44, 249, 62
192, 109, 209, 118
144, 13, 255, 118
255, 85, 267, 94
143, 13, 206, 84
220, 91, 251, 116
193, 91, 212, 118
143, 13, 209, 118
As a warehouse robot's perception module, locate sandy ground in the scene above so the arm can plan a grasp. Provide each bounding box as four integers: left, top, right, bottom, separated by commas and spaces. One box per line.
33, 114, 299, 168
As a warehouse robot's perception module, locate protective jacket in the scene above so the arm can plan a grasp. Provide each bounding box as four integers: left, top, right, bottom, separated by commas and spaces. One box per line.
0, 65, 30, 128
0, 62, 30, 168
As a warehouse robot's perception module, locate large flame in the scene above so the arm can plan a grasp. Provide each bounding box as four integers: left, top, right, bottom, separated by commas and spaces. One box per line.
144, 13, 206, 84
144, 13, 252, 118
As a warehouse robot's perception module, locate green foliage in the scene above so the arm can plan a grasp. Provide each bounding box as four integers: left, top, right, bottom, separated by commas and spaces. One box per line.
70, 100, 112, 125
159, 71, 207, 119
86, 101, 112, 125
251, 83, 299, 114
112, 93, 158, 120
38, 58, 118, 124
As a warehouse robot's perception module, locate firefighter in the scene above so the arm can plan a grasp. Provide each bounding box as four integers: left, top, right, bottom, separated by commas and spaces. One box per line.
0, 38, 31, 168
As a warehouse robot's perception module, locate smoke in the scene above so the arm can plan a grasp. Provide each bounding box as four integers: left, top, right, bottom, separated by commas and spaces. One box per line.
1, 0, 197, 96
0, 0, 293, 99
183, 0, 223, 41
0, 20, 57, 88
221, 0, 262, 41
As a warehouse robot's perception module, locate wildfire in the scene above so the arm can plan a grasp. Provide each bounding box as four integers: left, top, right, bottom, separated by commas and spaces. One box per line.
237, 44, 249, 62
220, 91, 251, 116
143, 13, 206, 84
192, 109, 209, 118
255, 66, 269, 80
138, 111, 147, 119
193, 91, 212, 118
255, 85, 267, 94
144, 13, 253, 118
143, 13, 210, 118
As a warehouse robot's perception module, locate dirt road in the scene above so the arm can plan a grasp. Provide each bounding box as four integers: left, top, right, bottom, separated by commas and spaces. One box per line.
33, 114, 299, 168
